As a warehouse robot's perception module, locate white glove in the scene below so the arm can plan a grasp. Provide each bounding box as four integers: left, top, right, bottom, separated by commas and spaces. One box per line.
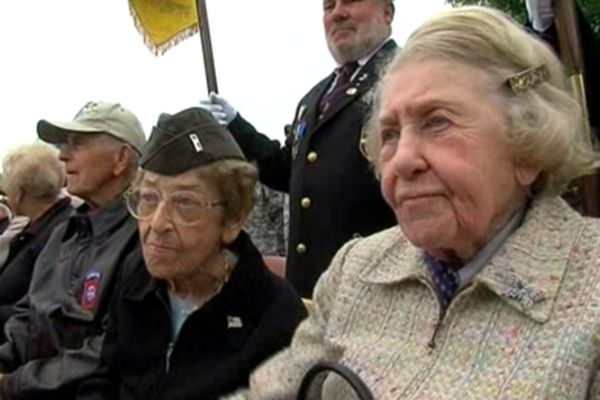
525, 0, 554, 32
198, 92, 238, 126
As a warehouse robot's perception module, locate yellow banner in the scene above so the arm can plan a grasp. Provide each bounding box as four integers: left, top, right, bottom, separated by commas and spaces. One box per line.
129, 0, 199, 55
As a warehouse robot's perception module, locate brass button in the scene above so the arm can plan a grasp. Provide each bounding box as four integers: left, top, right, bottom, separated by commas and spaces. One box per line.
300, 197, 312, 209
307, 152, 318, 163
296, 243, 307, 254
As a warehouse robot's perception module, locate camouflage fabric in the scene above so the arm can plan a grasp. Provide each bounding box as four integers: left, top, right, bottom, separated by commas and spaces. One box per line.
244, 184, 287, 256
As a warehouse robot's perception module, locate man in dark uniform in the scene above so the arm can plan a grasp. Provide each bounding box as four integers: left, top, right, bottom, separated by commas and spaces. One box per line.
0, 101, 145, 399
200, 0, 397, 297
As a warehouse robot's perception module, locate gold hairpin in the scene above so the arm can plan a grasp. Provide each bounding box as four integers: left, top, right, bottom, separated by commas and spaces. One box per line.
506, 64, 550, 94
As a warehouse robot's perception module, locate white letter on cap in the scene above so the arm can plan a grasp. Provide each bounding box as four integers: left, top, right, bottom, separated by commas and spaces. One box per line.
189, 134, 203, 153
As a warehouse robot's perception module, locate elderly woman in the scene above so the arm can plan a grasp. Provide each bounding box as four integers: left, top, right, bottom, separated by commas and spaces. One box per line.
0, 142, 73, 339
224, 6, 600, 400
87, 108, 307, 399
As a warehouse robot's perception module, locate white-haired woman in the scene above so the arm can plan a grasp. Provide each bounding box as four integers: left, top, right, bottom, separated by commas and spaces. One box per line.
0, 142, 73, 340
225, 6, 600, 400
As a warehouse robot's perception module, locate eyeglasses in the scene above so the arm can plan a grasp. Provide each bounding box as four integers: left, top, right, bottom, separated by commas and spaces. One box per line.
125, 187, 225, 226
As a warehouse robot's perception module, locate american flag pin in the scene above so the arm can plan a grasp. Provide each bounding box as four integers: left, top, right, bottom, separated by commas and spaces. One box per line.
227, 316, 243, 328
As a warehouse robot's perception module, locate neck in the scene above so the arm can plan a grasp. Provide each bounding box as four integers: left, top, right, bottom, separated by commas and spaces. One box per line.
17, 197, 59, 223
83, 179, 129, 210
431, 197, 528, 265
167, 250, 236, 306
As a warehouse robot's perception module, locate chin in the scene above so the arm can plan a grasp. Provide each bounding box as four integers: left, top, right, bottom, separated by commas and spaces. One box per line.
399, 220, 453, 251
145, 263, 170, 280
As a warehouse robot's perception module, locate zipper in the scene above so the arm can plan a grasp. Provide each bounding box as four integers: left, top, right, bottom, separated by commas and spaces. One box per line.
427, 282, 477, 350
155, 290, 175, 373
428, 312, 444, 350
415, 277, 444, 351
165, 342, 174, 373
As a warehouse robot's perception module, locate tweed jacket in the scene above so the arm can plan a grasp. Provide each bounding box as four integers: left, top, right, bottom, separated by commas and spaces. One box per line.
227, 40, 398, 297
229, 197, 600, 399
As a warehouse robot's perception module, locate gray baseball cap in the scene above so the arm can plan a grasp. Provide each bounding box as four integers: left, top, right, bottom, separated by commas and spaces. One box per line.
37, 101, 146, 154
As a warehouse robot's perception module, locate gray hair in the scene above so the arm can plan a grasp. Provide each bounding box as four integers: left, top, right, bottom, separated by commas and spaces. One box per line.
2, 142, 65, 200
365, 6, 597, 196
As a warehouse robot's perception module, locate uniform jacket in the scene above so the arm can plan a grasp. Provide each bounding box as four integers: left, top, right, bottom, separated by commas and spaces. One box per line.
228, 40, 398, 297
232, 197, 600, 399
0, 197, 73, 336
92, 230, 307, 400
0, 197, 139, 400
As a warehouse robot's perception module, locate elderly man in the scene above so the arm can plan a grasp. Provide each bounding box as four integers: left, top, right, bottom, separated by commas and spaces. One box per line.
201, 0, 398, 297
0, 143, 74, 340
0, 101, 145, 400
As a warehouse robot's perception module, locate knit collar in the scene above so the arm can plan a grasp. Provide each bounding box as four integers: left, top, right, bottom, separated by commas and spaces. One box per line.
359, 197, 582, 322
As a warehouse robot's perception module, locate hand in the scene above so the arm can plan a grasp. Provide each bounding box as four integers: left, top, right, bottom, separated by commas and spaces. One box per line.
525, 0, 554, 32
198, 92, 238, 126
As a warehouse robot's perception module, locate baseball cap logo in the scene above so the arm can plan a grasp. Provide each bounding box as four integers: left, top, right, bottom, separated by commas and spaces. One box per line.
189, 133, 203, 153
74, 101, 100, 119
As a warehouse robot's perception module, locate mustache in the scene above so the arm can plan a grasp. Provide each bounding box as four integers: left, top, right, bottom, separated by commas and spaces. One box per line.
331, 22, 354, 32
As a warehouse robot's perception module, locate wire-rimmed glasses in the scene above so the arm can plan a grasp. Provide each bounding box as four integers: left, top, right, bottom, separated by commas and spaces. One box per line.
125, 187, 224, 226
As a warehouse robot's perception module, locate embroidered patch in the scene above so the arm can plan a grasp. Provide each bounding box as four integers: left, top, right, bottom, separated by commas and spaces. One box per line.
81, 272, 101, 310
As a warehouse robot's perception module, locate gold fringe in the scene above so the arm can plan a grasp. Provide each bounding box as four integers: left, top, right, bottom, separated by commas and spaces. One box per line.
128, 1, 200, 56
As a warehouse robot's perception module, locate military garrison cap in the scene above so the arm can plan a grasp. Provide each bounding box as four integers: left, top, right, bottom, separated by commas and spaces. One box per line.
141, 107, 245, 175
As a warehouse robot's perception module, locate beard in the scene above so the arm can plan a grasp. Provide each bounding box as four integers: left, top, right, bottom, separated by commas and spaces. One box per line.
327, 22, 390, 64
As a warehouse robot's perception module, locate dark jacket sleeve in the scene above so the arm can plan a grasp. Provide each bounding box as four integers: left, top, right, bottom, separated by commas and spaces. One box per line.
75, 285, 122, 400
227, 114, 293, 192
0, 249, 37, 332
0, 297, 110, 400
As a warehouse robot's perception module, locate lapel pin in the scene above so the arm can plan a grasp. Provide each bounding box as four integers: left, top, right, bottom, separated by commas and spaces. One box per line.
227, 315, 243, 329
346, 87, 358, 96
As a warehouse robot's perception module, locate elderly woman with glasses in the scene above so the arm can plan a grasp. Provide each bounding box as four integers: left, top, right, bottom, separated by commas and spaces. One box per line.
84, 108, 307, 400
224, 6, 600, 400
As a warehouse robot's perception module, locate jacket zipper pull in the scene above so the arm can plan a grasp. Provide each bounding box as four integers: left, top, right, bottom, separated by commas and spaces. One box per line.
165, 342, 174, 372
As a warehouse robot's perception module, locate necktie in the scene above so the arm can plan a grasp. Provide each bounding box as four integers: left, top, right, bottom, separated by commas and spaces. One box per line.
424, 253, 459, 313
319, 62, 359, 114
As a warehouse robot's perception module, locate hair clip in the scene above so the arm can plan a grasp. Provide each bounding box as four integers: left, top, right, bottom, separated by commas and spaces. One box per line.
506, 64, 549, 94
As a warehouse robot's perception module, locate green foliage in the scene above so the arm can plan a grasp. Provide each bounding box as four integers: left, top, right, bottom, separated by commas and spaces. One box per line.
446, 0, 600, 40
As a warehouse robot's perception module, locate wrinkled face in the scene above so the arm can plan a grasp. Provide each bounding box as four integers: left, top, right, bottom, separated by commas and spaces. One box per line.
323, 0, 392, 64
137, 170, 241, 284
377, 60, 538, 261
58, 133, 122, 204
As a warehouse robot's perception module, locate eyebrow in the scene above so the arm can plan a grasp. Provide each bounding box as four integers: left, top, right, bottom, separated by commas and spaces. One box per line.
379, 98, 459, 123
141, 178, 208, 193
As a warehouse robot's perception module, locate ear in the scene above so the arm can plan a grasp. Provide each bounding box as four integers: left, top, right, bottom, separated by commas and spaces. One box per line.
384, 1, 394, 24
112, 146, 133, 177
514, 159, 541, 187
221, 215, 245, 245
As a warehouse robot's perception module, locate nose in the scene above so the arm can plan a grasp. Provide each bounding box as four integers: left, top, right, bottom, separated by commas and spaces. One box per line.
148, 200, 174, 233
327, 1, 349, 22
58, 144, 72, 162
388, 128, 428, 180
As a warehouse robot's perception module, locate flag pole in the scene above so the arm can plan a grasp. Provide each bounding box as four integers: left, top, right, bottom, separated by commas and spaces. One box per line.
553, 0, 599, 217
195, 0, 218, 94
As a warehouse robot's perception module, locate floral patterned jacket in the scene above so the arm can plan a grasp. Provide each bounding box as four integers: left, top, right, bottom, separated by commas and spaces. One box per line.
227, 196, 600, 399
